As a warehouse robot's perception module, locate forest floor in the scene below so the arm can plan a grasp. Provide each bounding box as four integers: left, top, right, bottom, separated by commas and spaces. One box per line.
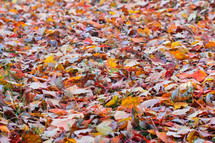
0, 0, 215, 143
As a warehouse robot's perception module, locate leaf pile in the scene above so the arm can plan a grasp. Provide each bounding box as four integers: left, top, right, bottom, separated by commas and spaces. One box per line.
0, 0, 215, 142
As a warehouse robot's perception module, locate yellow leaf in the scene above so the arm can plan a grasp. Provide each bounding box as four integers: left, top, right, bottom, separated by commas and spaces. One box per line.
99, 0, 105, 5
126, 21, 131, 26
171, 41, 180, 49
106, 58, 117, 69
118, 117, 132, 123
121, 96, 140, 109
65, 76, 82, 83
106, 95, 118, 106
109, 11, 116, 15
191, 41, 199, 45
174, 102, 188, 109
202, 77, 214, 84
22, 124, 29, 132
171, 50, 189, 60
193, 117, 199, 128
63, 138, 76, 143
46, 17, 54, 22
187, 131, 195, 143
44, 55, 56, 64
55, 63, 65, 71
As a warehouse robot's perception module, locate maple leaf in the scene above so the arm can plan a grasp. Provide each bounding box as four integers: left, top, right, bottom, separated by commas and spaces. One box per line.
121, 96, 141, 109
106, 58, 117, 69
1, 0, 215, 142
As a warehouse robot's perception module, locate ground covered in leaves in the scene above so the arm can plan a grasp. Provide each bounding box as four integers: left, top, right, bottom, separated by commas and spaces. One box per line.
0, 0, 215, 142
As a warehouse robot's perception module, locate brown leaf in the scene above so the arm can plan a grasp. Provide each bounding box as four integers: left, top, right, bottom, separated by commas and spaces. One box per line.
22, 131, 41, 143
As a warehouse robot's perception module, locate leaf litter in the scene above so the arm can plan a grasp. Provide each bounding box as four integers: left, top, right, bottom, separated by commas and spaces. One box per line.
0, 0, 214, 142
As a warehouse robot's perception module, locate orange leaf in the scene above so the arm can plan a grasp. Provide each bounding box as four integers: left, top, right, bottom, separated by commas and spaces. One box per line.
63, 137, 76, 143
187, 131, 195, 143
143, 26, 150, 36
136, 68, 145, 76
65, 76, 82, 83
205, 41, 215, 48
174, 102, 188, 109
155, 131, 174, 143
86, 21, 101, 28
0, 125, 9, 133
106, 58, 117, 69
147, 129, 156, 135
137, 28, 144, 35
10, 9, 18, 13
22, 131, 41, 143
131, 38, 145, 43
167, 24, 176, 33
170, 50, 189, 60
121, 96, 140, 109
190, 69, 207, 82
49, 109, 68, 116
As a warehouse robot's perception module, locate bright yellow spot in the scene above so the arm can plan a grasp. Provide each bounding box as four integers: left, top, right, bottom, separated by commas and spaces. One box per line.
106, 95, 118, 106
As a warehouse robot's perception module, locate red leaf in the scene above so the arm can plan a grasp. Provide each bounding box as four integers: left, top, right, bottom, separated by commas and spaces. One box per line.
155, 131, 174, 143
190, 69, 207, 82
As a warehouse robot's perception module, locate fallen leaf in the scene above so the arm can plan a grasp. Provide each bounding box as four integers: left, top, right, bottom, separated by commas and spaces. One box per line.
96, 119, 114, 136
106, 95, 118, 107
172, 106, 191, 115
190, 69, 207, 82
0, 125, 9, 133
174, 102, 188, 109
177, 126, 194, 135
138, 99, 160, 108
106, 58, 117, 69
22, 131, 41, 143
155, 131, 173, 143
187, 131, 195, 143
44, 55, 56, 64
170, 50, 189, 60
114, 111, 129, 120
121, 96, 141, 109
51, 119, 76, 131
49, 109, 68, 116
